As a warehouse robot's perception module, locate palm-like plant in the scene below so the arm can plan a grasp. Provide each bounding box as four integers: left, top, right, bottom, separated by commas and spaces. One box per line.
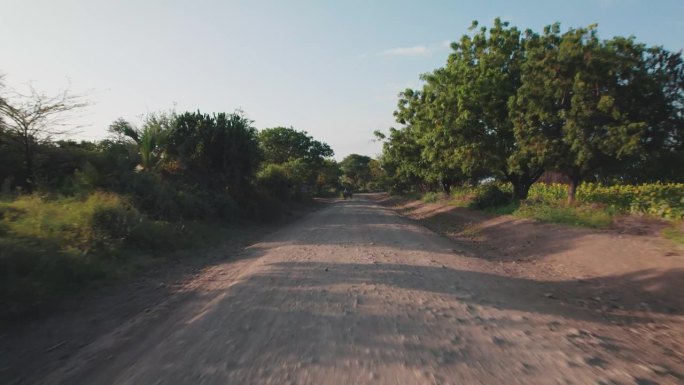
109, 113, 172, 171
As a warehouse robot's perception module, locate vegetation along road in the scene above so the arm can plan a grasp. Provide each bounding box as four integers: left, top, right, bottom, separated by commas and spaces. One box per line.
2, 12, 683, 385
37, 195, 683, 385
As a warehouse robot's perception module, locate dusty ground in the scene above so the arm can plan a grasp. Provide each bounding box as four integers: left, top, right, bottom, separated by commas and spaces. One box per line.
379, 195, 684, 314
0, 202, 324, 385
4, 194, 684, 384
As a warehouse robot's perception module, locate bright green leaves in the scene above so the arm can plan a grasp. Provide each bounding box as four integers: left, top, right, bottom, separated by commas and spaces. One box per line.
258, 126, 333, 165
381, 19, 683, 200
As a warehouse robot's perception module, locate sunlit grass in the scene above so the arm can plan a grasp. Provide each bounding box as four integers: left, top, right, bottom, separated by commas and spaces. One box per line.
513, 202, 614, 228
422, 187, 616, 229
0, 192, 231, 320
423, 182, 684, 229
662, 222, 684, 245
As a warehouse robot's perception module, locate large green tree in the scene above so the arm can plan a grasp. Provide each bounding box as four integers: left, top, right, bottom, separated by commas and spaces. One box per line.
599, 44, 684, 183
258, 127, 333, 164
381, 20, 683, 200
339, 154, 372, 191
165, 111, 261, 192
510, 24, 683, 200
314, 158, 342, 194
375, 126, 429, 193
393, 86, 465, 194
390, 19, 545, 199
258, 126, 336, 195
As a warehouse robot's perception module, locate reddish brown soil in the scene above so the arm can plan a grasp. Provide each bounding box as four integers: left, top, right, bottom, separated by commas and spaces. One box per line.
377, 194, 684, 316
2, 195, 683, 384
0, 201, 327, 385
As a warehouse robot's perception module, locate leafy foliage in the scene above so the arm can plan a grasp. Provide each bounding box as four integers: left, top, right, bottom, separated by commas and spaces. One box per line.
469, 184, 513, 209
339, 154, 373, 191
109, 115, 170, 171
0, 98, 340, 316
259, 126, 333, 164
527, 183, 684, 220
256, 126, 337, 198
378, 19, 684, 203
165, 111, 261, 193
0, 192, 234, 316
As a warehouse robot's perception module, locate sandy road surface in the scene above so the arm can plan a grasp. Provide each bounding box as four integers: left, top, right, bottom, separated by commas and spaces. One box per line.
43, 195, 683, 385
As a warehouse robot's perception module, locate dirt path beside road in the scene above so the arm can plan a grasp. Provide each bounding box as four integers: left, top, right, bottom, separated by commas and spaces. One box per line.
11, 194, 684, 384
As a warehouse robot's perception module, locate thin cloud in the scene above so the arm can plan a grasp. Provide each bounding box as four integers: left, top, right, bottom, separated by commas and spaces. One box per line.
377, 40, 452, 57
378, 45, 431, 57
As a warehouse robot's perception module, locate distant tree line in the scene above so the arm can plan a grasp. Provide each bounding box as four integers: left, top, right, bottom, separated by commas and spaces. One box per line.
0, 77, 355, 219
376, 19, 684, 201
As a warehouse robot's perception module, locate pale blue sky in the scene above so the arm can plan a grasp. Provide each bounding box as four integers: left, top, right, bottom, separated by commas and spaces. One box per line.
2, 0, 682, 159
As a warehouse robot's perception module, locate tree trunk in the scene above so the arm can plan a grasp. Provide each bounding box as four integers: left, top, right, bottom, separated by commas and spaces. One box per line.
508, 168, 544, 201
512, 180, 531, 200
441, 179, 451, 195
567, 176, 580, 203
22, 134, 34, 193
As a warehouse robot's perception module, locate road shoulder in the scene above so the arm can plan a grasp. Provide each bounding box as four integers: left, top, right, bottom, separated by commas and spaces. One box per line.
0, 200, 329, 385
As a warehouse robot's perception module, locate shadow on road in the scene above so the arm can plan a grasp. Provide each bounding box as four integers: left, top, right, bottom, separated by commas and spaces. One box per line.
88, 258, 682, 384
7, 196, 684, 385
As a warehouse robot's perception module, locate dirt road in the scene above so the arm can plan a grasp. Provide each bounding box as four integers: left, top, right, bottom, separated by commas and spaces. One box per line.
41, 195, 683, 384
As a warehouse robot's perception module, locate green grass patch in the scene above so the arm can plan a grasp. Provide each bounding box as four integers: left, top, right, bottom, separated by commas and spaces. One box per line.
513, 202, 614, 228
0, 192, 232, 320
528, 182, 684, 220
662, 222, 684, 245
421, 191, 443, 203
416, 182, 683, 229
481, 201, 519, 215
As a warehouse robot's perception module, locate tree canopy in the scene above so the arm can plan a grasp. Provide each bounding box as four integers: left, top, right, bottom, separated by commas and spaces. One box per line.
258, 126, 333, 164
378, 19, 684, 200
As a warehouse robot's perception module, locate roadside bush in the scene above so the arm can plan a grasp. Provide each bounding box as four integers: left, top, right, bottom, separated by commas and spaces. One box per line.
514, 201, 614, 228
0, 237, 106, 315
469, 184, 513, 209
421, 191, 443, 203
662, 222, 684, 245
0, 193, 141, 254
253, 192, 287, 221
256, 164, 294, 200
0, 192, 210, 318
107, 171, 239, 221
528, 183, 684, 220
0, 106, 333, 319
0, 193, 135, 314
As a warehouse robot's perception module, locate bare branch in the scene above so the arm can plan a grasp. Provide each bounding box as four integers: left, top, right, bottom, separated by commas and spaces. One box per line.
0, 83, 88, 142
0, 80, 88, 191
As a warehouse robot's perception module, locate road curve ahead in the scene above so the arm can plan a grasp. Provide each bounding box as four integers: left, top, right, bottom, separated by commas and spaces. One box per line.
45, 194, 678, 385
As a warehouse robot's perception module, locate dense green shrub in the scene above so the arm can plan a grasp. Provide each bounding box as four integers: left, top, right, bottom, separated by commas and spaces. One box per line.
421, 191, 442, 203
0, 192, 194, 253
256, 164, 294, 199
0, 97, 341, 320
0, 193, 138, 312
0, 192, 224, 316
440, 182, 683, 228
528, 183, 684, 220
469, 184, 513, 209
514, 201, 614, 228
